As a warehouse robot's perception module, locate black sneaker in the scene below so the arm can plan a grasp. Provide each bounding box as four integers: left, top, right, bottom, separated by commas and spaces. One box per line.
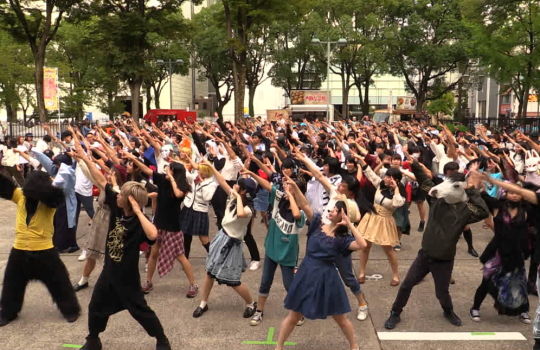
192, 305, 208, 318
444, 310, 462, 326
384, 311, 401, 329
417, 221, 425, 232
0, 314, 16, 327
156, 337, 172, 350
64, 313, 80, 323
467, 247, 479, 258
81, 336, 102, 350
243, 302, 257, 318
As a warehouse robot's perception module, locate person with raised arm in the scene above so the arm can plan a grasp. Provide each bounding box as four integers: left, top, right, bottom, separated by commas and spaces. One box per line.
77, 147, 171, 350
192, 159, 258, 319
274, 177, 366, 350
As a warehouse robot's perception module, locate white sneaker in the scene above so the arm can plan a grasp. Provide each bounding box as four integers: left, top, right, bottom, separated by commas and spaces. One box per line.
248, 261, 261, 271
250, 311, 263, 326
520, 313, 531, 324
78, 250, 87, 262
357, 305, 369, 321
469, 308, 480, 322
296, 316, 305, 326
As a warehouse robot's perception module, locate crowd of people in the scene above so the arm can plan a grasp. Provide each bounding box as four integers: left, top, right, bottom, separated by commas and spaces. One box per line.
0, 115, 540, 350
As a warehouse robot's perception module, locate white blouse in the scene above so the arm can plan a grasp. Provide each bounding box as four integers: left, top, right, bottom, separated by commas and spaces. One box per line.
183, 171, 218, 212
364, 165, 405, 210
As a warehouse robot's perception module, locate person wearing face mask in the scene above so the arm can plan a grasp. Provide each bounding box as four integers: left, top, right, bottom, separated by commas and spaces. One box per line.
469, 185, 531, 324
356, 157, 406, 286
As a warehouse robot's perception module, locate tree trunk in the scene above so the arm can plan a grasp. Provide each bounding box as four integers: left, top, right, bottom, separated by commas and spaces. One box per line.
6, 102, 17, 123
248, 85, 256, 117
342, 85, 350, 120
129, 78, 143, 121
362, 82, 371, 116
233, 62, 246, 121
34, 50, 47, 122
107, 90, 115, 120
145, 84, 152, 112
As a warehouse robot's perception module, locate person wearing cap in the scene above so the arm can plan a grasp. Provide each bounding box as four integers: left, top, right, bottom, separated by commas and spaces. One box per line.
274, 179, 366, 350
192, 158, 258, 319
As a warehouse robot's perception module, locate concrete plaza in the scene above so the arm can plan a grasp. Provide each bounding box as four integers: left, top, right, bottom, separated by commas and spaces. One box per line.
0, 200, 535, 350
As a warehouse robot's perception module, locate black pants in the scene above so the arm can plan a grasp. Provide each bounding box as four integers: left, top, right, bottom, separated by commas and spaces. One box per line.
392, 249, 454, 314
244, 217, 260, 261
473, 278, 492, 310
335, 253, 361, 295
88, 273, 166, 339
75, 192, 95, 225
53, 202, 78, 250
0, 248, 80, 320
211, 184, 233, 230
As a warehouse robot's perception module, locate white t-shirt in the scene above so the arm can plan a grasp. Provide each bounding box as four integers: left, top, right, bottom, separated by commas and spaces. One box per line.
75, 163, 93, 196
16, 145, 28, 164
222, 194, 253, 240
34, 139, 49, 153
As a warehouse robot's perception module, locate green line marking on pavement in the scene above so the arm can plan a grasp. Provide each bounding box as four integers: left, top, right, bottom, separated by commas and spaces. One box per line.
471, 332, 496, 336
62, 345, 82, 349
241, 327, 296, 346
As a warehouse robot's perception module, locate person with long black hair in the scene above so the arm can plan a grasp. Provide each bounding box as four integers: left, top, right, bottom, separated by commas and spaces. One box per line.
192, 159, 258, 319
470, 183, 531, 323
0, 171, 80, 326
356, 157, 405, 286
123, 152, 198, 297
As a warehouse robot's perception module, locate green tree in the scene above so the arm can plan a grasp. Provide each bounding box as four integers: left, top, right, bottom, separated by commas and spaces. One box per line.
350, 0, 389, 116
426, 91, 455, 123
87, 0, 196, 120
48, 21, 95, 120
246, 24, 271, 117
0, 0, 81, 122
385, 0, 470, 112
0, 29, 34, 122
190, 5, 234, 118
222, 0, 291, 120
143, 17, 189, 110
267, 1, 325, 98
462, 0, 540, 118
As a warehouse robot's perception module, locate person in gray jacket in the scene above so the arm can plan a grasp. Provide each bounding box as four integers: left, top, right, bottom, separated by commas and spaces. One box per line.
384, 161, 489, 329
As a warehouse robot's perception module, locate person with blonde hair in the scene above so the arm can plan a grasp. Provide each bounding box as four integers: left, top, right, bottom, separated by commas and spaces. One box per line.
77, 148, 171, 350
178, 161, 218, 258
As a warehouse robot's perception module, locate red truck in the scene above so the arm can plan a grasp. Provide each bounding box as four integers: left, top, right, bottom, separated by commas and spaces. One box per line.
143, 109, 197, 124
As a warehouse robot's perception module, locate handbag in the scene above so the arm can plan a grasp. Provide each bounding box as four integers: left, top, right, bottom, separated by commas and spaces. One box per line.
482, 252, 501, 279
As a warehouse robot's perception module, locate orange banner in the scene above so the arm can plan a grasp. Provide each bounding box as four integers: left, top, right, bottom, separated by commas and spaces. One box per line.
43, 67, 59, 111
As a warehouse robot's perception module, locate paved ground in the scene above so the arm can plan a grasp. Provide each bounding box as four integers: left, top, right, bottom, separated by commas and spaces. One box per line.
0, 199, 536, 350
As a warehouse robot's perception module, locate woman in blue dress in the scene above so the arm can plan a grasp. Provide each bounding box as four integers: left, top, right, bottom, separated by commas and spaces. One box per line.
275, 177, 367, 350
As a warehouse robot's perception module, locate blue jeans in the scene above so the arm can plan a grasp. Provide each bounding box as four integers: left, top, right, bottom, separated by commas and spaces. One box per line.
336, 253, 362, 295
258, 255, 295, 296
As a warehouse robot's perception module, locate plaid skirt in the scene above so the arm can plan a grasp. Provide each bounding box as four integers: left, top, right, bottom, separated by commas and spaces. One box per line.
179, 206, 209, 236
157, 229, 185, 277
206, 230, 246, 287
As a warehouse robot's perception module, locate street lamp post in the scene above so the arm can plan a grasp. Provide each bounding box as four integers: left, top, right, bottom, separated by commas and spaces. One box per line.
311, 37, 348, 121
156, 59, 184, 109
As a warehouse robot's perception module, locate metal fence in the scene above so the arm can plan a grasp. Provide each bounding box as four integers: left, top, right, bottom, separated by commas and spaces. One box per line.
464, 117, 540, 134
1, 121, 84, 140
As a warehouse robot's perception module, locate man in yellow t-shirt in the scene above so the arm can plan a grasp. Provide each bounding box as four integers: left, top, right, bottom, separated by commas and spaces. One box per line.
0, 171, 80, 327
